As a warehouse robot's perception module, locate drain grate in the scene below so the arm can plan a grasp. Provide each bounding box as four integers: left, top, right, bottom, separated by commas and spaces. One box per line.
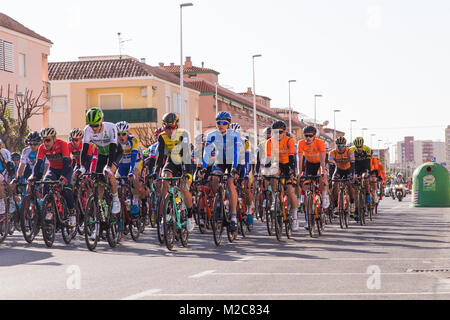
407, 269, 450, 273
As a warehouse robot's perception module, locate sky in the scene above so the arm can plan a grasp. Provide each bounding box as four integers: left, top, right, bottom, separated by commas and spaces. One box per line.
2, 0, 449, 154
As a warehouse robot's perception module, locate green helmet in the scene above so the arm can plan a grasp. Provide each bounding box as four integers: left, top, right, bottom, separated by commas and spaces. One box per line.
354, 137, 364, 148
86, 108, 103, 125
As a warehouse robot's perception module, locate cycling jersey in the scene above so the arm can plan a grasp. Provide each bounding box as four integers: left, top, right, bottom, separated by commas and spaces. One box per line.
68, 142, 82, 167
20, 147, 47, 179
37, 140, 70, 170
156, 128, 191, 175
266, 135, 295, 165
202, 129, 242, 170
297, 138, 326, 164
83, 122, 118, 156
118, 134, 142, 170
329, 148, 355, 171
350, 145, 372, 161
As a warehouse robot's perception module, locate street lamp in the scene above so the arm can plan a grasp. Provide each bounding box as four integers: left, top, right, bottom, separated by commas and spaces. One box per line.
350, 119, 357, 145
362, 128, 368, 140
370, 133, 376, 148
179, 2, 193, 127
333, 109, 341, 143
314, 94, 323, 128
288, 80, 296, 134
252, 54, 262, 150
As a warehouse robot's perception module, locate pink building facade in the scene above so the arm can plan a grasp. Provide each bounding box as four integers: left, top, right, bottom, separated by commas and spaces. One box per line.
0, 12, 52, 132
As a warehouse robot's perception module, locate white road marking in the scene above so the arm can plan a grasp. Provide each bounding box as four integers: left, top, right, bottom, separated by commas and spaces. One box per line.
189, 270, 216, 278
230, 257, 450, 262
205, 272, 422, 276
121, 289, 162, 300
234, 256, 254, 263
140, 291, 450, 297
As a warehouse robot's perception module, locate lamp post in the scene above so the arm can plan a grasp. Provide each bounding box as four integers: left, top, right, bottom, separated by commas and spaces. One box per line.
179, 2, 193, 127
288, 80, 296, 134
252, 54, 262, 149
215, 81, 218, 115
314, 94, 323, 128
333, 109, 341, 144
370, 133, 376, 148
362, 127, 368, 140
350, 119, 357, 145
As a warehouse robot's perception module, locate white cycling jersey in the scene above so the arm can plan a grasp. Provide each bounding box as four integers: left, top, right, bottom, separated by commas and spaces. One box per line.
83, 122, 118, 156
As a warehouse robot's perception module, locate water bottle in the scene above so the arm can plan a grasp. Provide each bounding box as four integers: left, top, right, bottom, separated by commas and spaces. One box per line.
262, 199, 267, 208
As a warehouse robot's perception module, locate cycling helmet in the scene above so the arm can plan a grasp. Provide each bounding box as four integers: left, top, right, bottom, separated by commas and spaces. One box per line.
263, 127, 272, 137
335, 136, 347, 146
271, 120, 287, 131
285, 132, 292, 137
303, 126, 317, 136
116, 121, 130, 133
215, 111, 232, 122
69, 128, 84, 140
142, 149, 149, 159
86, 108, 103, 125
25, 131, 41, 144
40, 127, 57, 139
162, 113, 179, 127
354, 137, 364, 148
11, 152, 20, 161
230, 123, 241, 132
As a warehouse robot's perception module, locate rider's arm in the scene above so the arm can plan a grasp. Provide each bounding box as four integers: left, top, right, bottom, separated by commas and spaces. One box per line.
233, 132, 242, 169
154, 135, 165, 173
80, 143, 91, 170
31, 145, 45, 179
202, 134, 214, 170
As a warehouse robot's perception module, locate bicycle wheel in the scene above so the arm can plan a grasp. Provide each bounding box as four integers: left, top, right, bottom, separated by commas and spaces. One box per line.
41, 195, 57, 248
238, 202, 247, 238
344, 195, 350, 229
61, 198, 77, 245
129, 203, 142, 242
20, 195, 40, 244
0, 207, 7, 244
156, 205, 164, 244
163, 194, 176, 251
359, 192, 366, 226
84, 195, 99, 251
76, 198, 85, 236
197, 197, 207, 234
149, 192, 158, 228
338, 190, 345, 229
285, 212, 292, 239
265, 194, 274, 236
306, 194, 317, 238
212, 192, 224, 246
106, 197, 122, 248
179, 203, 189, 248
274, 194, 283, 241
316, 195, 325, 236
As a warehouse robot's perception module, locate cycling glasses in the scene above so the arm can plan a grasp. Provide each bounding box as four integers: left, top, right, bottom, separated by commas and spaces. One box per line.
337, 144, 346, 148
29, 142, 40, 146
43, 138, 52, 143
164, 125, 177, 130
216, 120, 229, 126
90, 124, 101, 128
118, 133, 128, 137
304, 134, 314, 138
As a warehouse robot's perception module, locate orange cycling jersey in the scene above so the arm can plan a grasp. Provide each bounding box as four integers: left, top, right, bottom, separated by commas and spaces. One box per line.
298, 138, 325, 164
371, 157, 386, 183
266, 135, 295, 165
329, 147, 355, 170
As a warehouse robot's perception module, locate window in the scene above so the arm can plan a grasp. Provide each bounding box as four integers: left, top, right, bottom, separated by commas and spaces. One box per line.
0, 40, 14, 72
51, 96, 68, 113
18, 53, 26, 76
166, 96, 171, 113
99, 94, 122, 110
173, 92, 180, 114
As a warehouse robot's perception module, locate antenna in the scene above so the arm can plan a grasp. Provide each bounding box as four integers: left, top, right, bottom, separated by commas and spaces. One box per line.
117, 32, 132, 59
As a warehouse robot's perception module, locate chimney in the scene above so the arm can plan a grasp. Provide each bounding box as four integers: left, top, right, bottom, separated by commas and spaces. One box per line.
201, 62, 204, 68
170, 62, 175, 66
185, 56, 192, 68
158, 62, 164, 67
140, 58, 146, 64
247, 87, 253, 95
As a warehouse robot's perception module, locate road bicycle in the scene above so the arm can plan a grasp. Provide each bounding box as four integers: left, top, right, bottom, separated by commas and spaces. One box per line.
265, 175, 293, 241
332, 177, 351, 229
193, 179, 214, 234
158, 176, 189, 251
301, 175, 326, 238
84, 173, 124, 251
118, 177, 143, 242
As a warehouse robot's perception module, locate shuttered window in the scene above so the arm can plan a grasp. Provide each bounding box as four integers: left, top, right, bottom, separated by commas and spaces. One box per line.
0, 40, 14, 72
99, 94, 122, 110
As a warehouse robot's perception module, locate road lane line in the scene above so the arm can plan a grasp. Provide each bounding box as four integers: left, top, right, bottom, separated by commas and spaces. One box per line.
206, 272, 421, 276
189, 270, 216, 278
121, 289, 162, 300
140, 291, 450, 297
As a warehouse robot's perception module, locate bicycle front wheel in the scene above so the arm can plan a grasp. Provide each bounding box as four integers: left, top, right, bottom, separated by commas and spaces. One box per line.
84, 195, 99, 252
212, 193, 224, 247
20, 195, 40, 244
41, 195, 57, 248
163, 194, 176, 251
274, 194, 283, 241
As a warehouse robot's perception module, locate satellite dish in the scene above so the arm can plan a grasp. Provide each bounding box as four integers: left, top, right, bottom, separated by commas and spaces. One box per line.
323, 120, 329, 126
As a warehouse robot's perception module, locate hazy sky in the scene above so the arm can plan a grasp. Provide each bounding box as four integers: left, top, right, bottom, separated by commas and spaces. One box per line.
3, 0, 449, 150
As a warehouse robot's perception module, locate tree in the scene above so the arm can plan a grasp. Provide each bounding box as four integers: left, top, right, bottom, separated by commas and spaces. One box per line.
132, 123, 159, 148
0, 84, 48, 151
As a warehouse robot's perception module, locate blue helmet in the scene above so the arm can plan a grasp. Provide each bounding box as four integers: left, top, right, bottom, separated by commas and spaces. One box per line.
216, 111, 231, 122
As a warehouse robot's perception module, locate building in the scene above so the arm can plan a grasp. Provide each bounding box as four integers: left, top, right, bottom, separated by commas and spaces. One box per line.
48, 55, 200, 142
0, 12, 52, 132
395, 136, 446, 170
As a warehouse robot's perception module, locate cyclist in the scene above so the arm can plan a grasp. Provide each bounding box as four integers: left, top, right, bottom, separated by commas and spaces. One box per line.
200, 111, 242, 233
116, 121, 146, 215
230, 123, 254, 227
329, 136, 356, 220
29, 127, 77, 227
154, 113, 195, 232
0, 140, 15, 218
297, 126, 329, 210
79, 108, 122, 216
370, 156, 385, 203
11, 152, 20, 172
350, 137, 372, 204
265, 120, 298, 230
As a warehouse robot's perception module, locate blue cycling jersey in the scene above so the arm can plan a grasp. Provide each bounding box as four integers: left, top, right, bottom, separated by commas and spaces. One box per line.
202, 129, 242, 170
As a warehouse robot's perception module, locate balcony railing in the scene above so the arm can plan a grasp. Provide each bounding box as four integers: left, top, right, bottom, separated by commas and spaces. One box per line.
102, 108, 158, 124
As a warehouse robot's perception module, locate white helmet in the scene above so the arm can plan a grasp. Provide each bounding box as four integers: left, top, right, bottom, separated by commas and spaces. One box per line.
116, 121, 130, 133
230, 123, 241, 132
40, 127, 57, 139
69, 128, 84, 140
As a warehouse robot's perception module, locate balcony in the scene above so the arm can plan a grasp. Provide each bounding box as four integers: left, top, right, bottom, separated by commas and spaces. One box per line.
102, 108, 157, 124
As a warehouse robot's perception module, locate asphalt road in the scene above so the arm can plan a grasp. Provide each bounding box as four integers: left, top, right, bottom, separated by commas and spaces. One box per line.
1, 195, 450, 300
